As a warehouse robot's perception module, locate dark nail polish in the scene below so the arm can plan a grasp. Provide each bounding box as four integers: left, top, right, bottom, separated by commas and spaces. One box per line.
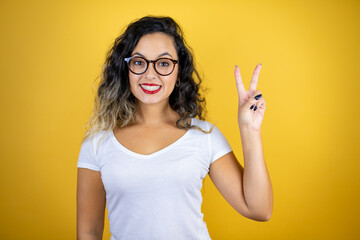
254, 106, 258, 111
250, 105, 254, 110
254, 94, 262, 100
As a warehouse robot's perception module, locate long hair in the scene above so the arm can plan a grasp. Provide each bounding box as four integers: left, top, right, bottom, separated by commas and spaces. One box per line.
82, 16, 212, 144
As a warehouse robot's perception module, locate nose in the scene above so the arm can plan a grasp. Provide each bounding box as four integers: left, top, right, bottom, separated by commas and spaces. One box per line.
144, 62, 157, 78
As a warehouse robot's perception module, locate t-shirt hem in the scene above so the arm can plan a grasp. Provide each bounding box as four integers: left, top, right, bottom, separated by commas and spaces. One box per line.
77, 162, 100, 171
211, 147, 232, 164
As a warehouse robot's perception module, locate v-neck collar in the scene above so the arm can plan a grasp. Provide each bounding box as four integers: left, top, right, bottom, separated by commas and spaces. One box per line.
110, 118, 193, 159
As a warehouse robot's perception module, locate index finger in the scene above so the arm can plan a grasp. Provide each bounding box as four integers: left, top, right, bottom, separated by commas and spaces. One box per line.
234, 65, 246, 97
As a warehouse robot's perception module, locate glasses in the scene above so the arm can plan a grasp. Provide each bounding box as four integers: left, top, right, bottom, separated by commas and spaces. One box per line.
124, 56, 178, 76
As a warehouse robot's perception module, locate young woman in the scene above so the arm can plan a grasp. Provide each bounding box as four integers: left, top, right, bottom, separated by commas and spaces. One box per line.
77, 16, 272, 240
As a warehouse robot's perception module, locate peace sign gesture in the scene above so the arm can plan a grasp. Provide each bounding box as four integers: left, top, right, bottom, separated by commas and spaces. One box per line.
235, 63, 265, 132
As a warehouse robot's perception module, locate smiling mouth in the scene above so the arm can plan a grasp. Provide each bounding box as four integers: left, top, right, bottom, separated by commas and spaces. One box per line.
139, 84, 161, 91
139, 84, 162, 94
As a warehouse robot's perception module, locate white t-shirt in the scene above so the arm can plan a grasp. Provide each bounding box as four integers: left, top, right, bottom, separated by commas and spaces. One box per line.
77, 117, 232, 240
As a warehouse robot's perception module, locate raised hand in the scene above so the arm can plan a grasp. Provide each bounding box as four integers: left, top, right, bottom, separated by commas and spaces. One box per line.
234, 64, 266, 132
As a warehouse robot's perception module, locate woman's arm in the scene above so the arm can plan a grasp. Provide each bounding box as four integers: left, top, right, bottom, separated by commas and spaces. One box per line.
208, 129, 273, 221
239, 127, 272, 220
77, 168, 106, 240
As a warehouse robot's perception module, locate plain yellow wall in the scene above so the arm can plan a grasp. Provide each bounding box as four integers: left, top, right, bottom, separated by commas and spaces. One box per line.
1, 0, 359, 239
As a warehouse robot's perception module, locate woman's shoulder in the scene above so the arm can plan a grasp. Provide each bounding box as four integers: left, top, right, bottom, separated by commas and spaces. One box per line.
83, 129, 108, 141
191, 117, 216, 132
82, 129, 115, 156
82, 129, 112, 149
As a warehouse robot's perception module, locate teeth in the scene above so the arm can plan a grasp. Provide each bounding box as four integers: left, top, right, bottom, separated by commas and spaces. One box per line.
140, 84, 161, 91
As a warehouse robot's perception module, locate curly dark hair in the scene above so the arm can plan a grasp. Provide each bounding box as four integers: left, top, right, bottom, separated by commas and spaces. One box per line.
83, 16, 210, 143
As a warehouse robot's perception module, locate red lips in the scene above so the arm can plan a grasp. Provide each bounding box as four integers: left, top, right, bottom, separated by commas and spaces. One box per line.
140, 83, 160, 86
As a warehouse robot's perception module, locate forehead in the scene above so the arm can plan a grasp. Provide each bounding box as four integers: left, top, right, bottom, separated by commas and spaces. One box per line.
132, 32, 177, 58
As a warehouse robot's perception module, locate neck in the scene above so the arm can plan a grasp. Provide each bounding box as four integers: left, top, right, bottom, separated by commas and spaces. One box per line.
135, 101, 179, 127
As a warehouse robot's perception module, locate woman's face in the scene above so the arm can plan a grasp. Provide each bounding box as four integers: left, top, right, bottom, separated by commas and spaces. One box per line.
128, 32, 179, 106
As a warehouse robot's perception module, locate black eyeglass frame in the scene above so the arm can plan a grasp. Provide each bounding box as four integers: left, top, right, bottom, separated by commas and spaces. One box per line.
124, 56, 179, 76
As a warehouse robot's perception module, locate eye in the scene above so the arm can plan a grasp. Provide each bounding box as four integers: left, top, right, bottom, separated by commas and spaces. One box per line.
130, 57, 146, 67
134, 60, 144, 66
158, 60, 170, 67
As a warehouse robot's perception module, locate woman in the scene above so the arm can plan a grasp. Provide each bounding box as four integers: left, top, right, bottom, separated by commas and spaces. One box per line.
77, 16, 272, 240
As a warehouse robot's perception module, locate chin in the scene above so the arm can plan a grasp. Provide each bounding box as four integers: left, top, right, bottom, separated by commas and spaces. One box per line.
138, 97, 170, 106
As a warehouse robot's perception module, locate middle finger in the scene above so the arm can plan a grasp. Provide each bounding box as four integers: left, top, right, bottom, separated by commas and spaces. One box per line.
249, 63, 262, 93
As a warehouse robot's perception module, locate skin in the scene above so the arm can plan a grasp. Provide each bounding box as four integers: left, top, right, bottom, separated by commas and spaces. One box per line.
77, 32, 272, 240
77, 168, 106, 240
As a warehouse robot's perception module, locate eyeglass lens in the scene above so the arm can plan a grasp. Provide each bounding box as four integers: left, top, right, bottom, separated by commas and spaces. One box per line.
128, 57, 175, 75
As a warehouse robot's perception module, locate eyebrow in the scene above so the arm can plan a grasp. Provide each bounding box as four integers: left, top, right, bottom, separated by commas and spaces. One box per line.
132, 52, 173, 58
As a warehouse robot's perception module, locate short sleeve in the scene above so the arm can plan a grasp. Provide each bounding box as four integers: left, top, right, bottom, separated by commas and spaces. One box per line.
208, 124, 233, 164
77, 136, 100, 171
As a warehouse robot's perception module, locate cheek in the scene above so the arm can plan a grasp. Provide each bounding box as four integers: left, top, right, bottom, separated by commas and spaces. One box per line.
171, 67, 179, 80
166, 75, 178, 87
129, 75, 139, 89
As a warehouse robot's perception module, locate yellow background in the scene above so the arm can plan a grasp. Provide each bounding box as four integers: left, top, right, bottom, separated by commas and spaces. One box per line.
1, 0, 359, 239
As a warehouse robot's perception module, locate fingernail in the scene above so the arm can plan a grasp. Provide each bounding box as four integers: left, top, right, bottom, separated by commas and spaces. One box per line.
250, 104, 254, 110
259, 63, 262, 66
235, 65, 238, 68
254, 94, 262, 100
254, 106, 258, 111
